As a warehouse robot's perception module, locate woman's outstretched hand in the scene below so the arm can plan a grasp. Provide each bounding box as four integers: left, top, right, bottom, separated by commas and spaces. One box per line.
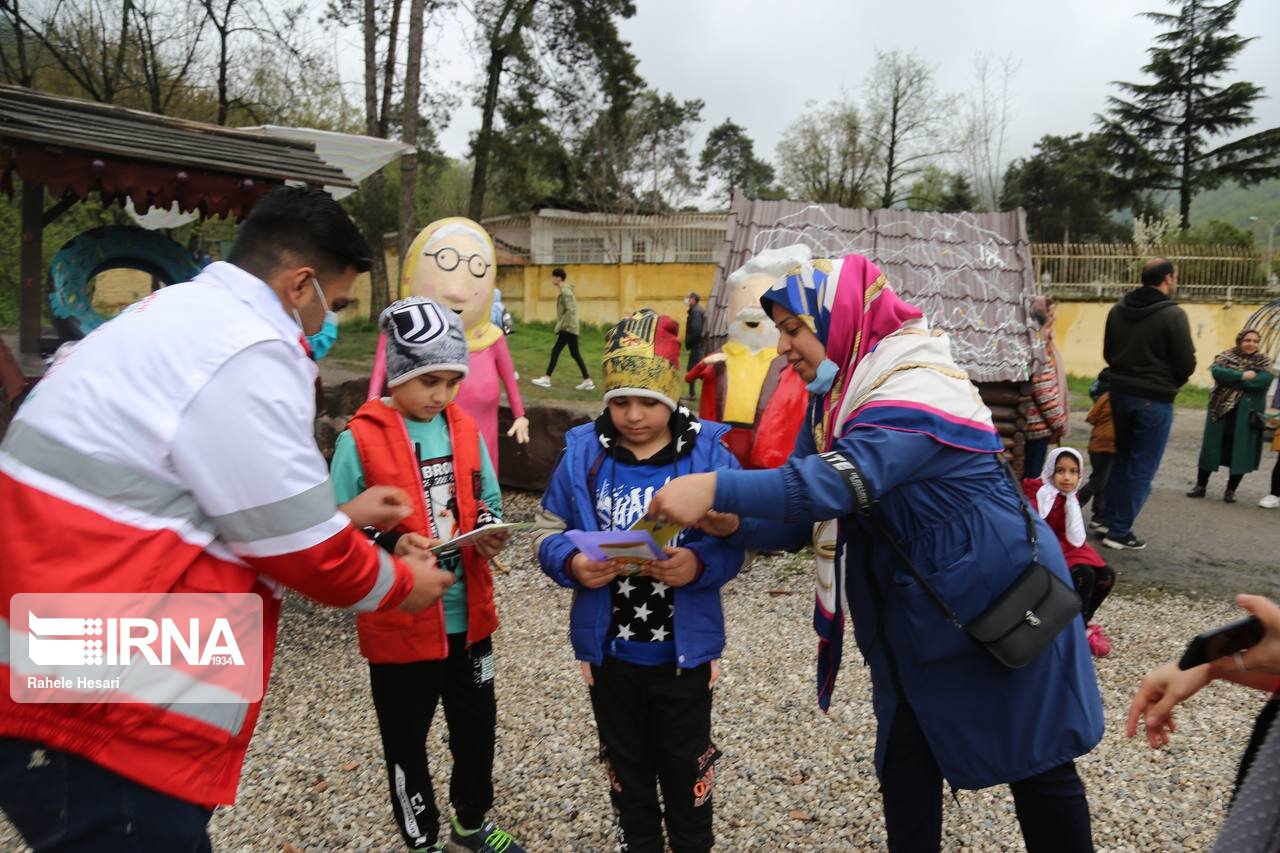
647, 473, 717, 527
1126, 595, 1280, 749
697, 511, 740, 538
1126, 661, 1210, 749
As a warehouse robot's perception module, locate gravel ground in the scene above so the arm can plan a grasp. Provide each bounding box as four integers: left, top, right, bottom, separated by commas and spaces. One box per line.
1, 491, 1269, 851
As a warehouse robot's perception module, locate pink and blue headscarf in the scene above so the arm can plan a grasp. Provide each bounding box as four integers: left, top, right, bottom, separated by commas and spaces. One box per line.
762, 254, 1002, 710
761, 254, 1001, 455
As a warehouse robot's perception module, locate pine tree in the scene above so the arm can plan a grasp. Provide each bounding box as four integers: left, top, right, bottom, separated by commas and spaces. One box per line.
698, 120, 774, 205
1099, 0, 1280, 229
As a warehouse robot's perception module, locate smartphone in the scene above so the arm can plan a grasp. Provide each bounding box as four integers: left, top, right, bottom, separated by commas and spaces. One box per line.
1177, 616, 1264, 670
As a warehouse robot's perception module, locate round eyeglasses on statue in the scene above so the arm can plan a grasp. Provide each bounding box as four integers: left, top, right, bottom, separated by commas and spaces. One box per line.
424, 247, 491, 278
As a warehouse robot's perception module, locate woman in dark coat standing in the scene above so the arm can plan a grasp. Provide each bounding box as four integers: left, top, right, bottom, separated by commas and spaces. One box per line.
649, 255, 1103, 852
1186, 329, 1273, 502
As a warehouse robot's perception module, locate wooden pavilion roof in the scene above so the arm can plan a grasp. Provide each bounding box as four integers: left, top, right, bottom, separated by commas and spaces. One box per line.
0, 84, 355, 218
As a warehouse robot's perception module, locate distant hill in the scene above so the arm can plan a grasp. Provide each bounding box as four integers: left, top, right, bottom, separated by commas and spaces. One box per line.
1191, 179, 1280, 248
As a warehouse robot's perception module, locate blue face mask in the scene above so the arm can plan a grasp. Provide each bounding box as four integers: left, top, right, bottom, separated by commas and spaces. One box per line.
307, 311, 339, 360
806, 358, 839, 394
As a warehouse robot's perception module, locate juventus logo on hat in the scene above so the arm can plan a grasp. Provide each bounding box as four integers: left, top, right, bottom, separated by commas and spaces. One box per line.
388, 301, 448, 346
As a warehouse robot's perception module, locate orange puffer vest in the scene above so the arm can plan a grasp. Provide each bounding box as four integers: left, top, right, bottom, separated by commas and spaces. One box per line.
347, 400, 499, 662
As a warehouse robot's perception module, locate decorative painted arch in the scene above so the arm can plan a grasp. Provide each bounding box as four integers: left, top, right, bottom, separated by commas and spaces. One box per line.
47, 226, 201, 340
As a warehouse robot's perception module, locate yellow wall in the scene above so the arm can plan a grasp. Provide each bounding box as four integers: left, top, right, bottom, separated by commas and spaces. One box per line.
91, 253, 719, 332
498, 263, 718, 334
94, 259, 1263, 389
1055, 300, 1267, 387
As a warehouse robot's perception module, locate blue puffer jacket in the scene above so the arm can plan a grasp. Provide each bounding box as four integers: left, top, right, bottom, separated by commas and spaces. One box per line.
537, 419, 745, 668
717, 421, 1105, 790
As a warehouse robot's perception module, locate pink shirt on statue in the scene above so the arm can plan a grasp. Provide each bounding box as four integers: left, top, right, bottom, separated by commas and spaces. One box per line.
454, 334, 525, 468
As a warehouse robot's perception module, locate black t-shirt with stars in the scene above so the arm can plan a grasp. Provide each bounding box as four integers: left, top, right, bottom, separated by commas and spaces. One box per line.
609, 573, 674, 644
591, 408, 701, 648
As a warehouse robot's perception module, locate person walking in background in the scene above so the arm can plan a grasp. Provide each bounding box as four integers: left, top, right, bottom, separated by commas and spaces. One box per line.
532, 267, 593, 390
1186, 329, 1273, 503
1260, 381, 1280, 509
1100, 258, 1196, 551
1078, 369, 1116, 533
684, 291, 706, 398
1025, 295, 1069, 477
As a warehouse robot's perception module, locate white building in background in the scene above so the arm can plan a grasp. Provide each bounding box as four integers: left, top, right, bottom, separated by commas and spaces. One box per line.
483, 208, 728, 265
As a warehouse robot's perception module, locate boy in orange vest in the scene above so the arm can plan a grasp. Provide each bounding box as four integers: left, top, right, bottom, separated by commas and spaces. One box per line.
331, 297, 524, 853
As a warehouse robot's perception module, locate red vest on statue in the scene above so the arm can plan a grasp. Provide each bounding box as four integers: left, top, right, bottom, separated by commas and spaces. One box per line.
687, 352, 808, 469
346, 400, 499, 663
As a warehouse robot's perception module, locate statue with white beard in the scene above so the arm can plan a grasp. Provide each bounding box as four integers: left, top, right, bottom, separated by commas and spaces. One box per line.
686, 244, 811, 469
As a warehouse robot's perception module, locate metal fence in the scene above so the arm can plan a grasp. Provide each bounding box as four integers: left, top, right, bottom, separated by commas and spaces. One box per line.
1030, 243, 1274, 299
1041, 281, 1275, 303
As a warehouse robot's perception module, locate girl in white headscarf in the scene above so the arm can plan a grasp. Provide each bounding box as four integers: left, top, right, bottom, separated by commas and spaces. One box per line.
1022, 447, 1116, 656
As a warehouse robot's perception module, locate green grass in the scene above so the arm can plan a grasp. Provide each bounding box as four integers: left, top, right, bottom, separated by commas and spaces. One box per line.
329, 317, 616, 404
1066, 372, 1212, 413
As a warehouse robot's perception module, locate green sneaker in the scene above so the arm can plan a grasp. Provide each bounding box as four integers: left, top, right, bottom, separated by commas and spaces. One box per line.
449, 816, 524, 853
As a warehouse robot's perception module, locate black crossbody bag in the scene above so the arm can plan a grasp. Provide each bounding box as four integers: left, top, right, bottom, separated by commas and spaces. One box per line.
820, 451, 1081, 669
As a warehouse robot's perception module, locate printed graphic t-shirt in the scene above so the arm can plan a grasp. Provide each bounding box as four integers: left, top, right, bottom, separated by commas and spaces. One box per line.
592, 452, 682, 664
330, 410, 502, 634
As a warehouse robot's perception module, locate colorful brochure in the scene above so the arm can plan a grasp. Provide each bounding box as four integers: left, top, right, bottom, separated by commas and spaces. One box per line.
565, 530, 667, 564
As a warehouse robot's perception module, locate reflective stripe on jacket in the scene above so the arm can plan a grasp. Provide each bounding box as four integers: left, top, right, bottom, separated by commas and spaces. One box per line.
0, 262, 411, 808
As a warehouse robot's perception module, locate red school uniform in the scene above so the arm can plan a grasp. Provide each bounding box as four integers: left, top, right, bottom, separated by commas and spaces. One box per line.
1022, 478, 1107, 569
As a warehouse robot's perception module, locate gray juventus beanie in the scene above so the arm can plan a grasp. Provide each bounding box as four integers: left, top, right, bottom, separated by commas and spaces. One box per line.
379, 297, 469, 387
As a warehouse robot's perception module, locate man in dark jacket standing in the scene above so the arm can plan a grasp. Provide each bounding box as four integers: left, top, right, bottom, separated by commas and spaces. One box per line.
684, 292, 706, 398
1100, 258, 1196, 550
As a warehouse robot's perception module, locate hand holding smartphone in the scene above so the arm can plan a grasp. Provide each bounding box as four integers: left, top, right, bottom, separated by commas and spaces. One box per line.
1177, 616, 1264, 670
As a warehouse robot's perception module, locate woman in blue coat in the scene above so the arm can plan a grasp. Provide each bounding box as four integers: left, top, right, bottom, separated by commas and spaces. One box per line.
648, 255, 1104, 852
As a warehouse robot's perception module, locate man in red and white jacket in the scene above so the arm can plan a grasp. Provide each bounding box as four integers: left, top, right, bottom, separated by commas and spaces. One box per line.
0, 187, 453, 850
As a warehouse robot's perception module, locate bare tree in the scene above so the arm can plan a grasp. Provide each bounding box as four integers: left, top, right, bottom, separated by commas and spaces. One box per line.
357, 0, 402, 317
958, 53, 1018, 211
0, 0, 39, 86
127, 0, 205, 115
5, 0, 135, 102
864, 49, 953, 209
776, 98, 880, 208
398, 0, 426, 261
468, 0, 537, 220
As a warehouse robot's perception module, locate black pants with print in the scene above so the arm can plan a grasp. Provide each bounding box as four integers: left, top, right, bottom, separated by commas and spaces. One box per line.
589, 656, 717, 853
369, 635, 496, 849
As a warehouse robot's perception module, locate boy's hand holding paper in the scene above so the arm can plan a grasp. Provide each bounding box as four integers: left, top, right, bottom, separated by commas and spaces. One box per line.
641, 546, 700, 587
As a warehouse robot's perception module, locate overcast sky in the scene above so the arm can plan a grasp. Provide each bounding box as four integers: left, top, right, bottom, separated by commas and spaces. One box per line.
332, 0, 1280, 184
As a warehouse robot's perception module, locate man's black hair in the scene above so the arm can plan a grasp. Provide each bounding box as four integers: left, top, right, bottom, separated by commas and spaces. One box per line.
552, 267, 567, 280
687, 291, 700, 303
1140, 258, 1175, 288
229, 185, 373, 279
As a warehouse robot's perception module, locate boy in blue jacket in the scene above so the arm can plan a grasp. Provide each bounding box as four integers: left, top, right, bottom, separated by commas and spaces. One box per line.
533, 310, 745, 853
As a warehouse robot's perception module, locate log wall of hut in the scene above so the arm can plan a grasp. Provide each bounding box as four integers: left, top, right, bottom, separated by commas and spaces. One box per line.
977, 380, 1032, 477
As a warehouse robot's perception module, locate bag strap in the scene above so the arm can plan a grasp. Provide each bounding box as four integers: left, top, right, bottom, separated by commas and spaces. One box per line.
1001, 457, 1039, 565
821, 451, 1039, 630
